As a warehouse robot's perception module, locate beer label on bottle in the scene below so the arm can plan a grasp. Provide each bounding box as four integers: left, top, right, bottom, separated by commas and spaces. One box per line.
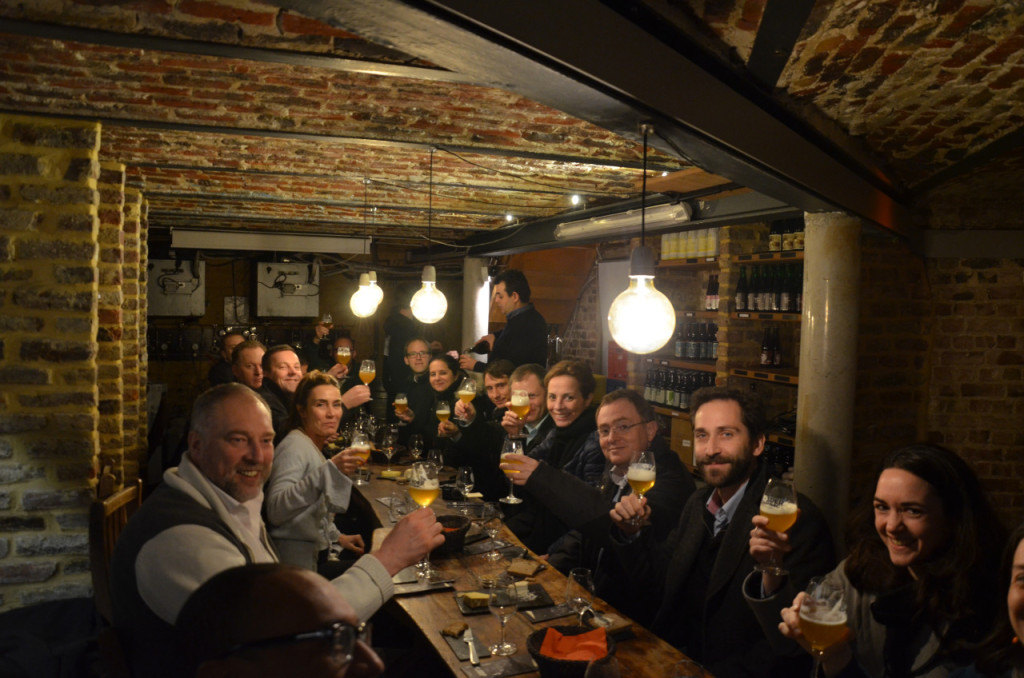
769, 234, 782, 251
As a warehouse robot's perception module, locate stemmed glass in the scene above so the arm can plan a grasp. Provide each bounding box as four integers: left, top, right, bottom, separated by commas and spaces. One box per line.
799, 577, 847, 678
408, 461, 440, 580
755, 476, 798, 575
626, 450, 656, 526
566, 567, 594, 627
456, 466, 475, 499
408, 434, 424, 461
488, 574, 518, 657
509, 389, 529, 438
393, 392, 408, 423
427, 448, 443, 469
455, 378, 477, 423
319, 313, 333, 329
358, 359, 375, 386
480, 502, 503, 561
349, 432, 371, 486
381, 430, 398, 472
435, 400, 451, 426
499, 438, 524, 505
334, 345, 351, 368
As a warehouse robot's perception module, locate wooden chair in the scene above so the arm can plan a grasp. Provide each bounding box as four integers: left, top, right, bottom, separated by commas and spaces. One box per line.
89, 478, 143, 678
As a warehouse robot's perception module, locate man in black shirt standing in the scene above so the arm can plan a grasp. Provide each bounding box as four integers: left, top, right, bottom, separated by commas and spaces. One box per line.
460, 269, 547, 372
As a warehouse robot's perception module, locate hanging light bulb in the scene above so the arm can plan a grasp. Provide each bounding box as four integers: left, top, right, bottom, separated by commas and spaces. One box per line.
411, 148, 447, 324
348, 178, 382, 318
608, 124, 676, 354
411, 264, 447, 324
350, 273, 377, 318
366, 270, 383, 311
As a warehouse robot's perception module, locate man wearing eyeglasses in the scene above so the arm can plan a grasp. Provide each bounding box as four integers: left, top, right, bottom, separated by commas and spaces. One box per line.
178, 563, 383, 678
499, 388, 694, 624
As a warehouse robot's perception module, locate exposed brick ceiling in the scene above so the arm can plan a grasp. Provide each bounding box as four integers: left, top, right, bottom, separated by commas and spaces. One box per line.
1, 0, 1022, 264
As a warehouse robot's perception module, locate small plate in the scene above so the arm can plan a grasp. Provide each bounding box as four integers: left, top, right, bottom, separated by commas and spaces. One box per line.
455, 583, 553, 616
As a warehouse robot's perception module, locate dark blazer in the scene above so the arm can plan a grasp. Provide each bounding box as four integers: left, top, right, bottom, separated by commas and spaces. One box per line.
539, 436, 696, 625
257, 381, 291, 445
617, 464, 835, 678
471, 303, 547, 371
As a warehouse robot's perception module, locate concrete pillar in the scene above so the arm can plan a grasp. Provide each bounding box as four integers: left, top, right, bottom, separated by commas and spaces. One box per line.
461, 258, 491, 371
794, 212, 861, 552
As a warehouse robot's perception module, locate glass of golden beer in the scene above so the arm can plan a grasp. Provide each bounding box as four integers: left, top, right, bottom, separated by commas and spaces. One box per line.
334, 345, 351, 367
393, 393, 408, 416
455, 378, 477, 423
799, 577, 847, 677
349, 431, 372, 486
358, 359, 375, 385
498, 438, 524, 505
755, 476, 799, 575
626, 450, 656, 526
408, 461, 440, 579
435, 400, 451, 426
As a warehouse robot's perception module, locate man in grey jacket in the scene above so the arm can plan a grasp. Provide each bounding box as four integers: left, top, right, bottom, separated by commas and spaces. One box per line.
111, 383, 442, 678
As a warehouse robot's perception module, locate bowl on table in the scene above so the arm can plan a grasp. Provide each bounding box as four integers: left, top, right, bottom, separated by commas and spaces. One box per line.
434, 514, 471, 555
526, 625, 615, 678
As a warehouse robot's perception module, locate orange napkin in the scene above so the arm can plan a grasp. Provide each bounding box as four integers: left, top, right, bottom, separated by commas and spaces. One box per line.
538, 627, 608, 662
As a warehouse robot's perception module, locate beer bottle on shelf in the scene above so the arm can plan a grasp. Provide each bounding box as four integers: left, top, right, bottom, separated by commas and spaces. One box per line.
678, 371, 692, 410
703, 275, 713, 311
779, 265, 792, 312
674, 322, 685, 359
643, 364, 654, 401
793, 219, 805, 251
735, 266, 748, 312
760, 327, 773, 366
782, 219, 795, 251
710, 274, 719, 311
709, 322, 719, 360
675, 370, 687, 408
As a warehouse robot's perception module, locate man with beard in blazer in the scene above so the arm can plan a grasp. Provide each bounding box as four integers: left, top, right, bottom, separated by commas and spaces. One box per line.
610, 386, 835, 678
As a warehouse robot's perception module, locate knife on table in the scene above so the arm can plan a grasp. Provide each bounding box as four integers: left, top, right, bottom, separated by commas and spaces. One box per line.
464, 628, 479, 665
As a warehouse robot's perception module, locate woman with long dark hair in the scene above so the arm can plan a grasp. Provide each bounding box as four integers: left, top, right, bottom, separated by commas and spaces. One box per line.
778, 444, 1006, 677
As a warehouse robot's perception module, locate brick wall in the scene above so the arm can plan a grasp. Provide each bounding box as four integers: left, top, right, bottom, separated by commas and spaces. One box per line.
927, 256, 1024, 525
0, 114, 101, 608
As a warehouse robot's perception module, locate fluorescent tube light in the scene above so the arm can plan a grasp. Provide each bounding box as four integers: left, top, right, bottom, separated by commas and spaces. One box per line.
554, 202, 692, 241
171, 228, 370, 255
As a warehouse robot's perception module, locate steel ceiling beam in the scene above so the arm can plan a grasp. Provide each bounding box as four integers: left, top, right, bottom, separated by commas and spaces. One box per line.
746, 0, 817, 90
283, 0, 918, 244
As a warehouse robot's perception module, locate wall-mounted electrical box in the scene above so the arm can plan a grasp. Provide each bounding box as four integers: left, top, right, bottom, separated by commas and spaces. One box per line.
147, 259, 206, 316
256, 262, 320, 318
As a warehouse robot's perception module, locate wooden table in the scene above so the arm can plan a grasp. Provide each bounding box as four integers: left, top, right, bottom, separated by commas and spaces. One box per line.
355, 464, 711, 677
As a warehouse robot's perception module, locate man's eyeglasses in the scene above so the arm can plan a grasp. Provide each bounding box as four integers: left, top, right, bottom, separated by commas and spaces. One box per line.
224, 621, 368, 665
406, 351, 430, 358
597, 421, 650, 438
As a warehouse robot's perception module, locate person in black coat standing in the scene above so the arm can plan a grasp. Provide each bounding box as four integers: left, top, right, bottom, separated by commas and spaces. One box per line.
460, 269, 548, 372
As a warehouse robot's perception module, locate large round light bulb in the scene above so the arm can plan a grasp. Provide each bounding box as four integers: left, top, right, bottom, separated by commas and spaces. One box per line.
350, 273, 377, 318
608, 247, 675, 354
411, 265, 447, 324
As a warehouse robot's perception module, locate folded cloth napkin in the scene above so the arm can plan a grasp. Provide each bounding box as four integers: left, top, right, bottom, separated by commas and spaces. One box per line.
538, 627, 607, 662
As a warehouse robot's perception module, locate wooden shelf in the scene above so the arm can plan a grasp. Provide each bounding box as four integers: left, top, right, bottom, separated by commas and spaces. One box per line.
652, 405, 691, 419
644, 355, 717, 373
768, 433, 795, 446
734, 251, 804, 263
677, 309, 718, 319
730, 311, 801, 322
729, 367, 799, 385
657, 256, 719, 268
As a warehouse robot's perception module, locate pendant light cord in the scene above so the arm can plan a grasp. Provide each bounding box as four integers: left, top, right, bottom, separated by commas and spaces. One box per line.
427, 148, 435, 265
640, 124, 650, 247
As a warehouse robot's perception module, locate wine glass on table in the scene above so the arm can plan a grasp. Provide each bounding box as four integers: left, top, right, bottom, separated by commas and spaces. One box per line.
480, 502, 503, 561
358, 359, 375, 386
499, 438, 524, 505
408, 461, 440, 580
755, 476, 798, 576
349, 432, 371, 486
566, 567, 594, 627
799, 577, 847, 678
626, 450, 656, 526
381, 430, 398, 472
456, 466, 475, 500
488, 574, 518, 657
408, 434, 424, 461
455, 377, 477, 423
